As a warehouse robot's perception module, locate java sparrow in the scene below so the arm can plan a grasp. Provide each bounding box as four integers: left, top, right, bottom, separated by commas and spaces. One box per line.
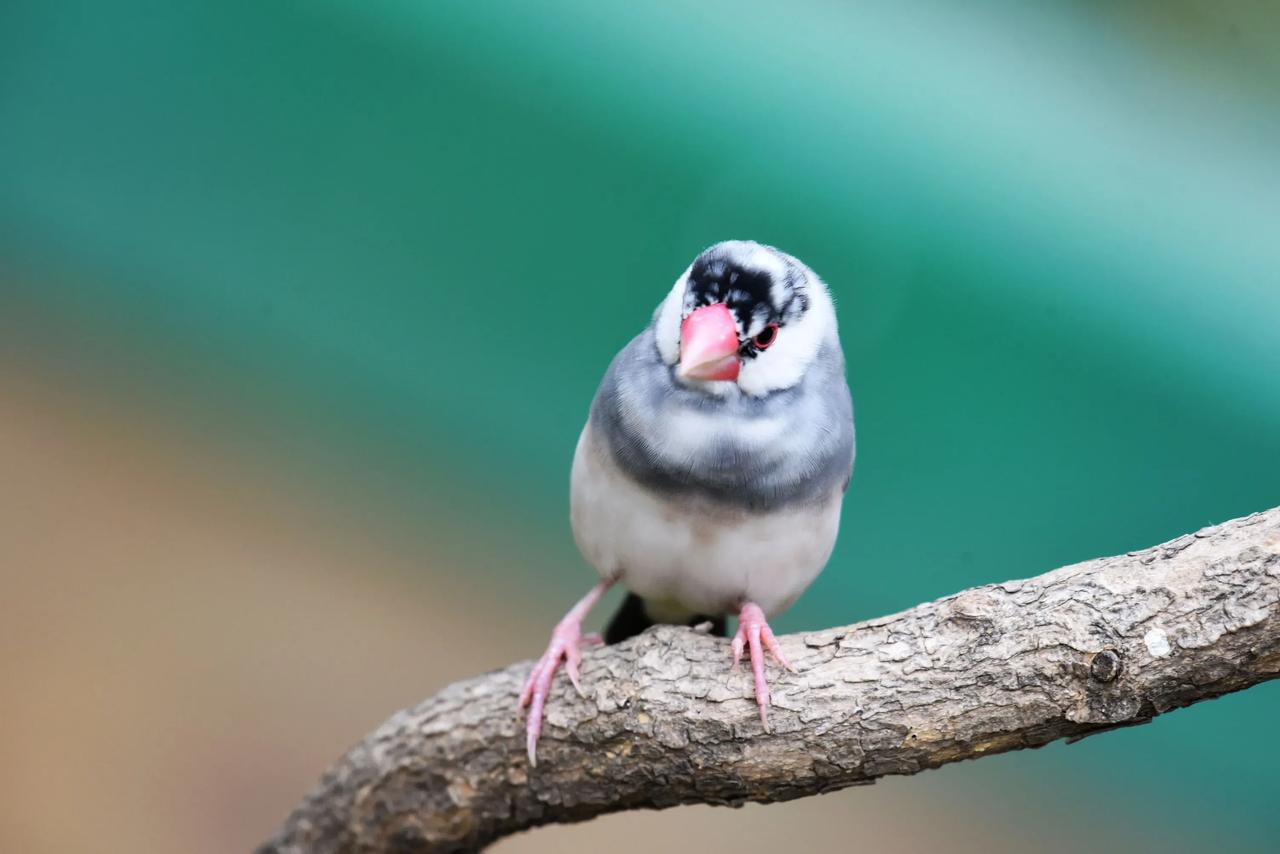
519, 240, 855, 764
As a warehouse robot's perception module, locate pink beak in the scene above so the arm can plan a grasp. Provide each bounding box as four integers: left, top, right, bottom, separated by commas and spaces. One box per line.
679, 304, 740, 382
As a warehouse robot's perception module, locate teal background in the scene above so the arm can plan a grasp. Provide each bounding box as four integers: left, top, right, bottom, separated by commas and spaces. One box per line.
2, 2, 1277, 851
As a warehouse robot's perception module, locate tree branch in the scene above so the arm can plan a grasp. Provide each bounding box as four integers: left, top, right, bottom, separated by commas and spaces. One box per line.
261, 508, 1280, 854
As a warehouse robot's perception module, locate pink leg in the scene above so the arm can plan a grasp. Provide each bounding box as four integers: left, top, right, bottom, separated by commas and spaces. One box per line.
731, 601, 794, 731
518, 579, 613, 766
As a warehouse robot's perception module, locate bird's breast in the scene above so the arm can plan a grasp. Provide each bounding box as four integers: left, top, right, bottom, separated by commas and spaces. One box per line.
589, 332, 853, 512
570, 424, 842, 617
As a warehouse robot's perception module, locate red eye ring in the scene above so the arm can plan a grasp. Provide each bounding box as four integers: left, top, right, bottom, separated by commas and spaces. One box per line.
753, 323, 779, 350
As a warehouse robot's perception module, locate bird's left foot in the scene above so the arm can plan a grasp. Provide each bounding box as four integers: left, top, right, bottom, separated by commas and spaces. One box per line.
731, 601, 794, 730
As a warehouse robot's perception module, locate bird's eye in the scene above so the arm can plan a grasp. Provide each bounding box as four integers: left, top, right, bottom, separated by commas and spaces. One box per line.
752, 323, 779, 350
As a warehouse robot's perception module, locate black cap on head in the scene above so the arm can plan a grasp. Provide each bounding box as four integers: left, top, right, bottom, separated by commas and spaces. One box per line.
684, 243, 809, 336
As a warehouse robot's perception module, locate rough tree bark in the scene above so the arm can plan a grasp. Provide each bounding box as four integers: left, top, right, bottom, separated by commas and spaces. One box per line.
261, 507, 1280, 854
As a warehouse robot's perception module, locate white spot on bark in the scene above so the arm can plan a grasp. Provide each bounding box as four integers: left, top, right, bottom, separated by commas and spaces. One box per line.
1144, 627, 1172, 658
879, 641, 914, 662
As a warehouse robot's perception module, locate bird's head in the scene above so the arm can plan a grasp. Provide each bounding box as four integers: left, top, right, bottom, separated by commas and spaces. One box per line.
653, 241, 838, 396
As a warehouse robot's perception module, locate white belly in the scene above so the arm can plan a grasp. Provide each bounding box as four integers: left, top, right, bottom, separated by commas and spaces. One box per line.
570, 425, 842, 618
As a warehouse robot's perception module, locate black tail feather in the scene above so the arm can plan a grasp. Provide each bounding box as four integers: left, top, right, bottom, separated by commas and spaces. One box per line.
604, 592, 727, 645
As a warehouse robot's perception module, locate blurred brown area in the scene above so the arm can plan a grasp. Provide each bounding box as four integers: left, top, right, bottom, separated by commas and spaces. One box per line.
0, 363, 1131, 854
0, 365, 518, 852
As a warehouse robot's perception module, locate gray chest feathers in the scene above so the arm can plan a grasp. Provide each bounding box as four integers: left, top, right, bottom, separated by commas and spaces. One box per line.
589, 329, 855, 514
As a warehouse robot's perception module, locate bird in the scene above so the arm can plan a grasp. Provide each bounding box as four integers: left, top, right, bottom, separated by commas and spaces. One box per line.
518, 240, 855, 764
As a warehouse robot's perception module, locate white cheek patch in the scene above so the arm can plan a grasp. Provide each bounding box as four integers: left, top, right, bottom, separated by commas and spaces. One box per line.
654, 268, 691, 365
738, 280, 836, 397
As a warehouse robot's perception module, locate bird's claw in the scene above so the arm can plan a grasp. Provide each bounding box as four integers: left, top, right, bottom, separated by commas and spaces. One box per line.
516, 580, 614, 768
732, 602, 793, 731
518, 618, 590, 766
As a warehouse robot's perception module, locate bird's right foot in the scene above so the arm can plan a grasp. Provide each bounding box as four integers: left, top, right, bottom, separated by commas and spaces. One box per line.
517, 580, 612, 766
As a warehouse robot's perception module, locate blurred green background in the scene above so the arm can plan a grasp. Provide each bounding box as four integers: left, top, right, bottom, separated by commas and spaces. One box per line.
2, 2, 1278, 852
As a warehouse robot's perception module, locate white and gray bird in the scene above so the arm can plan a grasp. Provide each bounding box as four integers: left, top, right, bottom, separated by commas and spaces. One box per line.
519, 240, 855, 763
